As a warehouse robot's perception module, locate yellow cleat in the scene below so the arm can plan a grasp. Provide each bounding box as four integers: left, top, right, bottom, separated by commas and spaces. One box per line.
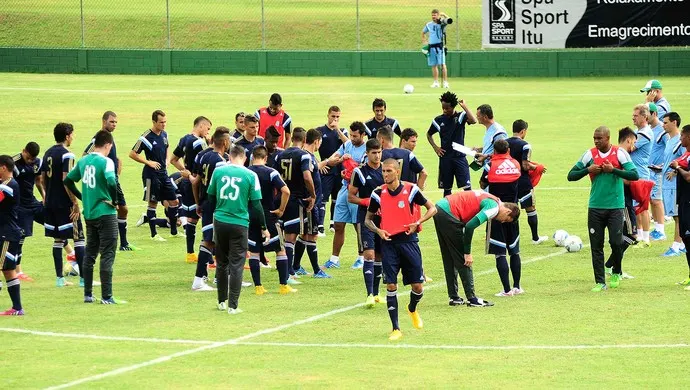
186, 253, 198, 264
279, 284, 297, 294
388, 329, 403, 341
255, 286, 268, 295
365, 294, 376, 308
374, 295, 385, 304
408, 309, 424, 329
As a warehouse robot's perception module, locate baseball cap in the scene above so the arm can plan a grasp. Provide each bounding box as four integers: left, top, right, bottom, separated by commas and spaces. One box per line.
647, 102, 658, 113
640, 79, 662, 92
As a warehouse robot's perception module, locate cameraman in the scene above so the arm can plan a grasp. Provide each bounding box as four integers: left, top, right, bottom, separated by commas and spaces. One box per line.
422, 9, 451, 89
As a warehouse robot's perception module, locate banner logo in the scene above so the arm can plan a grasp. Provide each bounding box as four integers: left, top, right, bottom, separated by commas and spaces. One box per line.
490, 0, 515, 44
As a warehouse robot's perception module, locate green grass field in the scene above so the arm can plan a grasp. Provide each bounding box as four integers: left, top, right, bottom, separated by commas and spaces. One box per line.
1, 73, 690, 388
0, 0, 481, 50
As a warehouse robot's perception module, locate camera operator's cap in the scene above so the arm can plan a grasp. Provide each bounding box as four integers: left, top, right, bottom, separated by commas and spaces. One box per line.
647, 102, 658, 113
640, 79, 662, 92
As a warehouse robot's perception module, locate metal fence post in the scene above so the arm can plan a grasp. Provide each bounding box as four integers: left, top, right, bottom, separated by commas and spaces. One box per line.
166, 0, 171, 49
356, 0, 360, 51
456, 0, 460, 50
261, 0, 266, 49
80, 0, 85, 48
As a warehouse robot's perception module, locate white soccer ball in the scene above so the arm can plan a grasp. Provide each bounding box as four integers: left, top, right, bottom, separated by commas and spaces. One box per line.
553, 230, 569, 247
564, 236, 583, 253
403, 84, 414, 94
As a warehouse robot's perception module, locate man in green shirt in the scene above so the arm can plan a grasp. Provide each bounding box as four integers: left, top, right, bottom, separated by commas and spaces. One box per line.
567, 126, 639, 291
64, 130, 123, 304
208, 145, 269, 314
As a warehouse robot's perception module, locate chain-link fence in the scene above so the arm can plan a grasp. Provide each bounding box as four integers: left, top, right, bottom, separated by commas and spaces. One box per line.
0, 0, 482, 50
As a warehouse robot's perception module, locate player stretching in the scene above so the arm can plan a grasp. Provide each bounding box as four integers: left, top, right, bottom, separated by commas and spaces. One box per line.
0, 155, 25, 315
171, 116, 212, 263
365, 98, 401, 140
247, 146, 293, 294
191, 129, 230, 291
662, 113, 686, 256
84, 111, 139, 252
507, 120, 548, 244
256, 93, 292, 149
669, 125, 690, 290
42, 123, 86, 287
275, 128, 316, 285
65, 130, 124, 304
427, 92, 476, 196
292, 129, 331, 278
349, 139, 385, 306
12, 142, 43, 281
476, 104, 508, 189
129, 110, 181, 242
315, 106, 349, 235
365, 159, 437, 340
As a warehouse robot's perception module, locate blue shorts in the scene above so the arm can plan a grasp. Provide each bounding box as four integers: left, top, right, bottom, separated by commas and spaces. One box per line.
178, 180, 197, 218
143, 173, 178, 203
249, 214, 284, 253
663, 189, 678, 217
517, 179, 534, 209
427, 46, 445, 66
283, 198, 313, 235
650, 171, 663, 201
333, 186, 358, 224
357, 223, 380, 253
17, 200, 44, 237
44, 207, 85, 241
0, 240, 19, 271
115, 179, 127, 206
488, 219, 520, 256
438, 157, 471, 191
381, 241, 425, 286
200, 201, 215, 242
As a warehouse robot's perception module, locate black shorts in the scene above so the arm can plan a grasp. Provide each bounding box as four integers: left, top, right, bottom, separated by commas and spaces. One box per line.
17, 200, 44, 237
283, 198, 312, 235
438, 157, 471, 191
320, 174, 342, 204
679, 200, 690, 239
517, 184, 534, 209
200, 201, 215, 242
381, 241, 425, 286
0, 240, 19, 271
44, 207, 85, 240
357, 222, 380, 253
116, 178, 127, 206
488, 219, 520, 256
178, 179, 197, 218
143, 173, 177, 203
248, 214, 284, 253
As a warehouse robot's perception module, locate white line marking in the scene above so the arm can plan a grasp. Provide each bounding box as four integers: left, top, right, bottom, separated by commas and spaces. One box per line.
2, 87, 689, 98
0, 328, 215, 345
44, 249, 575, 389
237, 341, 690, 351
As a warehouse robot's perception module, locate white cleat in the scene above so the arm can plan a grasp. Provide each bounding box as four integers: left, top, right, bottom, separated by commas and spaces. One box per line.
217, 302, 227, 311
136, 213, 147, 227
511, 287, 525, 295
495, 290, 515, 297
192, 282, 216, 291
532, 236, 549, 245
430, 81, 440, 88
241, 281, 252, 287
443, 81, 450, 89
621, 272, 635, 280
228, 308, 243, 315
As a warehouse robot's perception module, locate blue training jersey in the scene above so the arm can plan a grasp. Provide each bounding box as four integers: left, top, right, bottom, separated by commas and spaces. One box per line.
132, 129, 169, 177
662, 134, 685, 190
482, 122, 508, 171
423, 21, 444, 45
632, 125, 653, 179
336, 141, 367, 185
12, 153, 41, 206
656, 97, 671, 121
428, 111, 469, 160
381, 147, 424, 183
649, 122, 668, 167
351, 163, 384, 222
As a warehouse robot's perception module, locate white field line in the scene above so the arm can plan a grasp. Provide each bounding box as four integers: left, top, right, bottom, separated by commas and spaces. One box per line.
237, 341, 690, 351
43, 248, 575, 389
2, 86, 689, 98
0, 328, 214, 345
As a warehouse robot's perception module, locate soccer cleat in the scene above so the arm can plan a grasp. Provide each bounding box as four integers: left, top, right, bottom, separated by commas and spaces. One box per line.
494, 290, 514, 297
135, 213, 148, 227
443, 81, 450, 89
632, 241, 650, 249
84, 295, 96, 303
423, 274, 433, 283
408, 309, 424, 329
676, 278, 690, 286
430, 81, 440, 88
313, 270, 332, 278
170, 232, 186, 239
294, 267, 310, 276
228, 308, 243, 315
259, 261, 271, 269
650, 230, 666, 241
662, 247, 681, 257
192, 282, 216, 292
286, 277, 302, 286
56, 277, 73, 287
591, 283, 608, 292
79, 278, 85, 287
467, 297, 494, 307
66, 252, 76, 262
17, 273, 34, 282
217, 302, 227, 311
365, 294, 376, 308
119, 244, 141, 251
241, 281, 252, 287
0, 308, 25, 316
388, 329, 403, 341
279, 284, 297, 294
609, 273, 621, 288
532, 236, 549, 245
323, 260, 340, 269
317, 226, 326, 237
151, 234, 167, 242
92, 281, 101, 286
511, 287, 525, 295
374, 295, 385, 304
255, 285, 268, 295
329, 222, 335, 233
621, 272, 635, 280
186, 253, 198, 264
351, 259, 364, 270
449, 297, 465, 306
605, 267, 612, 275
100, 297, 127, 304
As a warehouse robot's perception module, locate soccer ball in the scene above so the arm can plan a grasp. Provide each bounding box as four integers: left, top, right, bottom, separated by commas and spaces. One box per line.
403, 84, 414, 94
553, 230, 569, 247
564, 236, 583, 253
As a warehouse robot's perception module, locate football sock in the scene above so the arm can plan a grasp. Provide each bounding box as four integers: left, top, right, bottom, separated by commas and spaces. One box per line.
672, 241, 682, 251
166, 206, 179, 235
527, 211, 539, 241
654, 223, 665, 235
306, 240, 320, 274
329, 255, 340, 264
196, 245, 213, 278
373, 261, 382, 296
509, 254, 522, 289
147, 208, 157, 237
363, 260, 374, 295
185, 221, 196, 254
495, 255, 511, 293
74, 240, 85, 276
276, 255, 288, 285
637, 228, 643, 238
293, 238, 306, 271
285, 242, 295, 276
52, 241, 64, 277
408, 289, 423, 312
118, 219, 129, 247
387, 289, 399, 330
643, 231, 650, 242
6, 278, 21, 310
248, 255, 261, 286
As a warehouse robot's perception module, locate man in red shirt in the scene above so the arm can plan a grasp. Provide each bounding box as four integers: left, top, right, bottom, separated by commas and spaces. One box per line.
365, 159, 436, 341
255, 93, 292, 149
